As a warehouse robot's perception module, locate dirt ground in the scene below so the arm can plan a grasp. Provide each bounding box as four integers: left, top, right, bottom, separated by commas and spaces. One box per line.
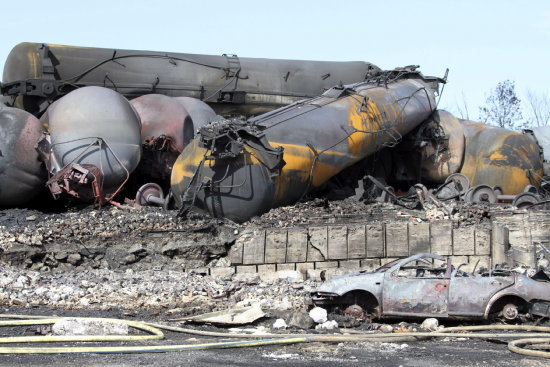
0, 307, 548, 367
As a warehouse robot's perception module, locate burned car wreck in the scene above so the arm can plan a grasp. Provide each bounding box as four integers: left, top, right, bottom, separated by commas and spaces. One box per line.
312, 253, 550, 321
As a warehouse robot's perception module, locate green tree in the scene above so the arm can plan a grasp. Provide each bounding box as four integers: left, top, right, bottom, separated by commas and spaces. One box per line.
479, 80, 522, 130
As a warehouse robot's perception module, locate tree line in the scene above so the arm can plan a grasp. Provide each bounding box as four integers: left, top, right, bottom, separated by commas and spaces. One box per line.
455, 80, 549, 130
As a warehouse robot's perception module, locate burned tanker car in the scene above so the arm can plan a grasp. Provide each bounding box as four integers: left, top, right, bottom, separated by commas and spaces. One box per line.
0, 42, 548, 215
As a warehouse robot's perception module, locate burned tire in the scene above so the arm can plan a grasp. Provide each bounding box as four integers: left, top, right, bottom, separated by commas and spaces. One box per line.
489, 296, 527, 322
336, 291, 379, 319
501, 303, 519, 321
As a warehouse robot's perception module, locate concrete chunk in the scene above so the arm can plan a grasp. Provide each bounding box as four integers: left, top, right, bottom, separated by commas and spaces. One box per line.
307, 226, 328, 261
385, 223, 408, 257
327, 226, 347, 260
366, 224, 384, 258
347, 225, 366, 259
287, 229, 308, 262
430, 222, 452, 255
265, 230, 287, 263
184, 304, 265, 325
52, 318, 128, 336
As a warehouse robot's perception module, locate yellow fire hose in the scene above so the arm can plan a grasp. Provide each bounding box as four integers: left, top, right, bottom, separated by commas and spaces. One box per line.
0, 314, 549, 357
0, 318, 164, 343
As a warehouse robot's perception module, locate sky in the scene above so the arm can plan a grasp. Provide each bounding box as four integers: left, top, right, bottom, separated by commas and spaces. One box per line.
0, 0, 548, 122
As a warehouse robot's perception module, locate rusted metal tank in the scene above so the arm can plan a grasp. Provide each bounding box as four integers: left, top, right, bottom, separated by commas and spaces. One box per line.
174, 97, 217, 129
132, 94, 193, 150
1, 42, 380, 117
40, 86, 142, 203
529, 127, 550, 177
0, 106, 46, 206
458, 121, 544, 195
130, 94, 195, 183
171, 68, 441, 222
418, 110, 465, 183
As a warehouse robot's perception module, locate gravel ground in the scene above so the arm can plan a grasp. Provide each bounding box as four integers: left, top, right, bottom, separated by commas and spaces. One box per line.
0, 265, 314, 314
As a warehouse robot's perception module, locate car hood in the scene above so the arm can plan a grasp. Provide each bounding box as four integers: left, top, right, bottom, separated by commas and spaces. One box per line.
314, 271, 385, 295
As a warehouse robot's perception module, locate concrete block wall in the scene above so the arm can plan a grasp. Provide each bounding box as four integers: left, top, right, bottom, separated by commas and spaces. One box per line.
206, 211, 549, 279
223, 221, 492, 278
491, 211, 550, 268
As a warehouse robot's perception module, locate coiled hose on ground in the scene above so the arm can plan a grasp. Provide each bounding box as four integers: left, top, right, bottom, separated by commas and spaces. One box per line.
0, 314, 549, 357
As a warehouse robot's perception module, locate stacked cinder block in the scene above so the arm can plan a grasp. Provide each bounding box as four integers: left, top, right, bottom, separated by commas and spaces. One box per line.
207, 212, 548, 280
221, 221, 491, 279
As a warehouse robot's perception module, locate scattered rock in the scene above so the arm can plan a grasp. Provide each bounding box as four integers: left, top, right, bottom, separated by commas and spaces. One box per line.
309, 306, 328, 323
128, 243, 145, 254
183, 303, 265, 325
121, 254, 138, 265
289, 310, 315, 329
380, 324, 394, 333
315, 320, 338, 330
421, 318, 439, 331
66, 253, 81, 266
11, 298, 26, 306
54, 252, 68, 261
272, 318, 287, 330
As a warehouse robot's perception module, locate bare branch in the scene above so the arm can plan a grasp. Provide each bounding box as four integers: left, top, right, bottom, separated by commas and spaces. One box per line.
455, 91, 470, 120
479, 80, 522, 130
525, 89, 550, 127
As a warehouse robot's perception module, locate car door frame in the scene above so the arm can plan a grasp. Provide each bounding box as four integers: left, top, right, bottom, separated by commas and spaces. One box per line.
381, 254, 451, 318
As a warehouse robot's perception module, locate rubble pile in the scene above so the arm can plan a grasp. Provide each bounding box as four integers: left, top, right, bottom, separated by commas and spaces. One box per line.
0, 197, 511, 273
0, 265, 317, 316
0, 206, 234, 271
250, 197, 497, 227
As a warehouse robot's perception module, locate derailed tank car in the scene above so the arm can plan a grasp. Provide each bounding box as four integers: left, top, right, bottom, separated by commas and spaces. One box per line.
1, 42, 548, 212
0, 42, 381, 206
1, 42, 380, 117
170, 67, 442, 222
